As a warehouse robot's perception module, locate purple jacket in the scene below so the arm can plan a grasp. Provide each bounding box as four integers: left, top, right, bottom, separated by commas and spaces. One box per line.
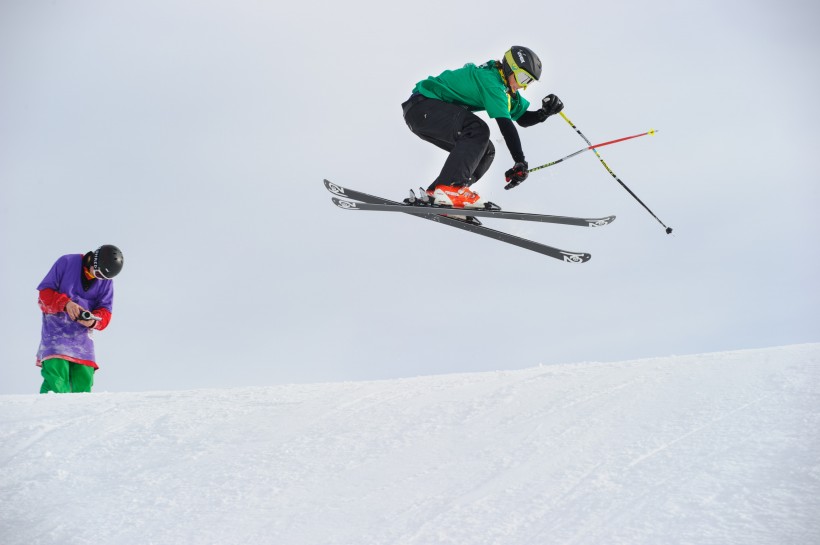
36, 254, 114, 368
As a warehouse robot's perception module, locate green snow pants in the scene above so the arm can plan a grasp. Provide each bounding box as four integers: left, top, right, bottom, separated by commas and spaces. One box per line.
40, 358, 95, 393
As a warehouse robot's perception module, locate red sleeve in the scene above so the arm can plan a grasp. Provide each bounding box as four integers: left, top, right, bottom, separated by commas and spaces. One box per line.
91, 307, 112, 330
39, 288, 70, 314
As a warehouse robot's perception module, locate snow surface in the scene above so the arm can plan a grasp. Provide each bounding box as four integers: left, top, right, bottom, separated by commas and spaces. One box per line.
2, 344, 819, 545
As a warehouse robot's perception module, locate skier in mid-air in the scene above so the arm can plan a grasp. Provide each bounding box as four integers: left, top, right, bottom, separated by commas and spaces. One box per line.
324, 44, 663, 259
401, 45, 565, 212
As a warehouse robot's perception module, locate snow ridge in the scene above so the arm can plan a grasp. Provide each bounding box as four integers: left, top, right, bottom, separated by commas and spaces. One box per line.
1, 344, 819, 545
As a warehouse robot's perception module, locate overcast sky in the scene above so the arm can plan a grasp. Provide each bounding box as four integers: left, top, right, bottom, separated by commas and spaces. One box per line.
1, 0, 818, 395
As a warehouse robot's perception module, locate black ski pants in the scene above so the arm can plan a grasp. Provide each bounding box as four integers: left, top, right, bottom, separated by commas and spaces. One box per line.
401, 94, 495, 191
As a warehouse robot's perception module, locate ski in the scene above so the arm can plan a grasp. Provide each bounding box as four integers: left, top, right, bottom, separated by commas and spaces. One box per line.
330, 197, 615, 227
324, 179, 591, 263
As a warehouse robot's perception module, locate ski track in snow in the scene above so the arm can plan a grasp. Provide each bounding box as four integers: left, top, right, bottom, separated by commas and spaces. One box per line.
1, 344, 819, 545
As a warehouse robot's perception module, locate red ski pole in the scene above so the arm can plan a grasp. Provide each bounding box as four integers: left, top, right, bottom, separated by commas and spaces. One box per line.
528, 129, 658, 174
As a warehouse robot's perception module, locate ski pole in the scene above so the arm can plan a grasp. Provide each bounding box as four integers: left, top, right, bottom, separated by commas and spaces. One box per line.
559, 111, 673, 234
528, 129, 658, 174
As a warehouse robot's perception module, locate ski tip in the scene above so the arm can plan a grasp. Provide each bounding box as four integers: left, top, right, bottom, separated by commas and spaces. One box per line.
331, 197, 360, 210
324, 179, 346, 197
588, 216, 616, 227
562, 252, 591, 263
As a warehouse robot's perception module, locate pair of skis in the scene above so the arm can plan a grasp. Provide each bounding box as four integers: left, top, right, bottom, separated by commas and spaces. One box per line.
325, 180, 615, 263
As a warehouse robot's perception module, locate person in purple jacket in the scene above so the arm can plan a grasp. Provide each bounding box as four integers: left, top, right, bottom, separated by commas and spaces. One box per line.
36, 245, 124, 393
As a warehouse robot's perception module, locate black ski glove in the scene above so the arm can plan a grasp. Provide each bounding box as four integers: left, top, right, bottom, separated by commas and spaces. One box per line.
542, 94, 564, 117
504, 161, 529, 190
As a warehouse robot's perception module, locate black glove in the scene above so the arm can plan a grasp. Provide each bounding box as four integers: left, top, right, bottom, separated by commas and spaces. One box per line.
541, 94, 564, 117
504, 161, 529, 190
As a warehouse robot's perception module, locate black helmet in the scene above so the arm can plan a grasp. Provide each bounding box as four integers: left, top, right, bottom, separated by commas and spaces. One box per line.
501, 46, 543, 86
93, 244, 124, 279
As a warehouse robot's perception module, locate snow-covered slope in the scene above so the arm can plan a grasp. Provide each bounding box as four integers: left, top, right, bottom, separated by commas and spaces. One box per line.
2, 344, 818, 545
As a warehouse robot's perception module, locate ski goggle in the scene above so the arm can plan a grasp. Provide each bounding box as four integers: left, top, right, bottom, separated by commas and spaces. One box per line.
513, 70, 534, 87
92, 266, 112, 280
